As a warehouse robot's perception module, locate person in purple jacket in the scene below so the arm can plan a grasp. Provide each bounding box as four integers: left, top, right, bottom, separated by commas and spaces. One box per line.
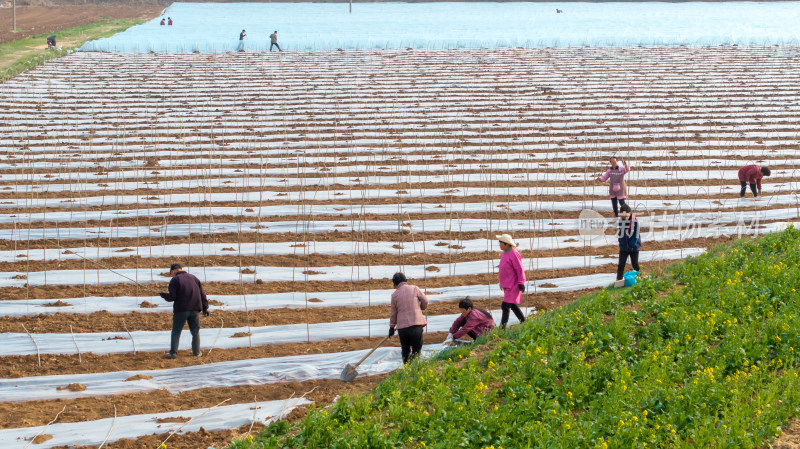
160, 263, 209, 359
446, 298, 495, 343
597, 156, 630, 217
496, 233, 526, 329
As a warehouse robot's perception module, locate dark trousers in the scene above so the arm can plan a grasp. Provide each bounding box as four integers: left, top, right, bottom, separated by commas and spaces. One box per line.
611, 198, 627, 217
170, 311, 200, 355
740, 181, 758, 197
617, 251, 640, 280
397, 325, 424, 364
500, 302, 525, 327
270, 42, 281, 51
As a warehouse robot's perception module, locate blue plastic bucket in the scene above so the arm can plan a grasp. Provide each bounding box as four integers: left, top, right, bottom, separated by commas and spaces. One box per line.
624, 270, 639, 287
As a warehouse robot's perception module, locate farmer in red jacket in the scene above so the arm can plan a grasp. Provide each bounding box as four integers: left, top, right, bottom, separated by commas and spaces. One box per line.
446, 298, 494, 343
738, 165, 770, 197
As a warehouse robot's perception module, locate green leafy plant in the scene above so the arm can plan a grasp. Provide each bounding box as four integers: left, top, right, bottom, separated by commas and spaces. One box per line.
231, 227, 800, 449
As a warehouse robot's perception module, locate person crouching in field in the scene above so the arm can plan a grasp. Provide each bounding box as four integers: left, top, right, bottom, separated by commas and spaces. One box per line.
616, 204, 641, 282
445, 298, 494, 344
160, 263, 209, 359
497, 233, 526, 329
738, 164, 770, 197
597, 156, 630, 217
389, 272, 429, 364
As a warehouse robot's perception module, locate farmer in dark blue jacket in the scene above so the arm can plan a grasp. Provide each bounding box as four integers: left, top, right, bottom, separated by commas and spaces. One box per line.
160, 263, 209, 359
616, 204, 641, 281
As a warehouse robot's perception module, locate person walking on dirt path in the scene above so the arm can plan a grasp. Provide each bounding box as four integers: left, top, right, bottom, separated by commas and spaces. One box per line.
738, 164, 770, 197
497, 233, 526, 329
270, 31, 282, 52
238, 29, 247, 51
168, 17, 173, 26
597, 156, 630, 217
160, 263, 209, 359
389, 272, 429, 364
616, 204, 641, 282
446, 298, 494, 343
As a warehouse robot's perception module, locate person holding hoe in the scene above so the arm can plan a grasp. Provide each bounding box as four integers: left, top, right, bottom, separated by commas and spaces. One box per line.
597, 155, 631, 217
615, 204, 641, 287
497, 233, 526, 329
738, 164, 770, 197
445, 297, 494, 344
160, 263, 209, 359
389, 272, 429, 364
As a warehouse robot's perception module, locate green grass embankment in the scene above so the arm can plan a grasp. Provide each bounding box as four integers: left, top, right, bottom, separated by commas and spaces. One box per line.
231, 227, 800, 448
1, 19, 144, 81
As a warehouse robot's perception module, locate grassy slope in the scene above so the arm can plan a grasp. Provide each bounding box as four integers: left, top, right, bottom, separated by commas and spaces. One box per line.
232, 226, 800, 449
0, 19, 144, 81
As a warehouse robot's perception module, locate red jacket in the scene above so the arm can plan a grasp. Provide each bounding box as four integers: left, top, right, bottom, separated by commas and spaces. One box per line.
449, 308, 494, 340
738, 165, 763, 190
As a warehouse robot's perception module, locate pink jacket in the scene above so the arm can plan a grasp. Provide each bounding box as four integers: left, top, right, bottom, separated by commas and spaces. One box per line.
390, 282, 428, 330
600, 163, 630, 199
738, 165, 763, 190
498, 248, 526, 290
449, 308, 495, 340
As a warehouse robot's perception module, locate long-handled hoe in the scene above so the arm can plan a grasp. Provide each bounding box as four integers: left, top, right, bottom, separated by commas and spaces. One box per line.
340, 334, 391, 382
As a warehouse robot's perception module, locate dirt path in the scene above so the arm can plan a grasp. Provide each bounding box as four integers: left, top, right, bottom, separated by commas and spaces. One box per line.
0, 5, 162, 44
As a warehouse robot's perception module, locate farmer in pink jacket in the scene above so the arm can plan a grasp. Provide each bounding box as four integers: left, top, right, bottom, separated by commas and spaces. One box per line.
446, 298, 494, 342
738, 164, 771, 197
389, 272, 429, 364
496, 233, 526, 328
597, 156, 630, 217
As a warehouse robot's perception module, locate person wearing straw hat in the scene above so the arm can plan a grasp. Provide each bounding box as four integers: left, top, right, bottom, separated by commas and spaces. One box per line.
389, 272, 429, 364
160, 263, 209, 359
496, 233, 526, 328
597, 156, 630, 217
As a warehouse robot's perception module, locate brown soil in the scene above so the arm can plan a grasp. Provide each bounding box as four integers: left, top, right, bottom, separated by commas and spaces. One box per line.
124, 374, 152, 381
774, 421, 800, 449
29, 434, 53, 444
0, 289, 594, 333
56, 383, 86, 392
0, 236, 733, 301
0, 6, 162, 45
0, 334, 441, 378
1, 374, 389, 430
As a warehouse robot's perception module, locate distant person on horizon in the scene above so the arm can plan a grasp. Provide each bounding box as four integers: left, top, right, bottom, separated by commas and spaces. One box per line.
160, 18, 166, 26
496, 233, 526, 329
597, 155, 630, 217
270, 31, 282, 52
738, 164, 770, 197
168, 17, 173, 26
160, 263, 209, 359
238, 29, 247, 51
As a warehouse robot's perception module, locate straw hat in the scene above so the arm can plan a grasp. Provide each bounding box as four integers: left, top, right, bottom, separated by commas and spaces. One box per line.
495, 234, 517, 247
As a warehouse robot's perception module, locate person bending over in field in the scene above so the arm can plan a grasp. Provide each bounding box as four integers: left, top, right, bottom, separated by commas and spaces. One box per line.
160, 263, 209, 359
445, 298, 494, 344
616, 204, 641, 283
597, 155, 630, 217
738, 164, 770, 197
497, 233, 526, 329
389, 272, 429, 364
